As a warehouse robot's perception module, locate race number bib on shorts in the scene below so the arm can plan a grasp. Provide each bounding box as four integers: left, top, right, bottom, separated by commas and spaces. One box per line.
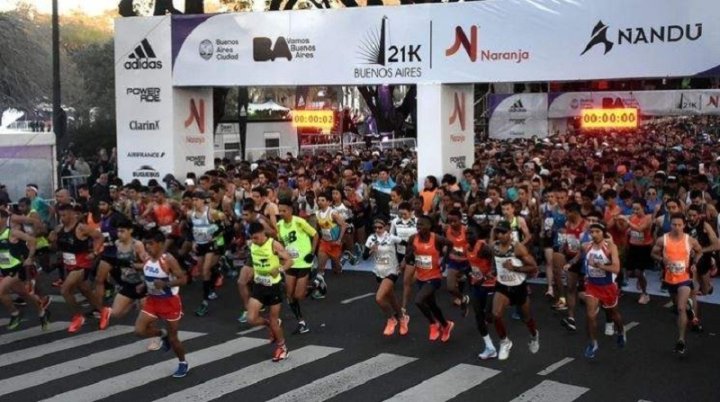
62, 252, 77, 266
0, 252, 12, 265
254, 274, 273, 286
160, 225, 172, 235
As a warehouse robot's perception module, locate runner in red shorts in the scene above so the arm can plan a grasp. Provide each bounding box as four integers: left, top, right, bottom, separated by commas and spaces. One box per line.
580, 223, 625, 359
134, 229, 189, 378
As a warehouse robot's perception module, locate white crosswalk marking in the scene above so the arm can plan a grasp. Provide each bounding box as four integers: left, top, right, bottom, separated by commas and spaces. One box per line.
0, 325, 134, 368
154, 345, 342, 402
0, 318, 9, 326
41, 336, 268, 402
0, 321, 68, 346
267, 353, 417, 402
510, 380, 589, 402
0, 331, 204, 398
384, 364, 500, 402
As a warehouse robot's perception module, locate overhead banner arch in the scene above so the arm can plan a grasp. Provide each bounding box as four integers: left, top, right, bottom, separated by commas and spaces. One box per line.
171, 0, 720, 86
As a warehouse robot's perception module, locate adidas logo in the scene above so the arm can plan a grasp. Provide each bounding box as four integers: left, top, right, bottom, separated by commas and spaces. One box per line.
124, 38, 163, 70
509, 99, 526, 113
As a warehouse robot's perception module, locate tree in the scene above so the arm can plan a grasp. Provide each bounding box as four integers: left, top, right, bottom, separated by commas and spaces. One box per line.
74, 41, 115, 121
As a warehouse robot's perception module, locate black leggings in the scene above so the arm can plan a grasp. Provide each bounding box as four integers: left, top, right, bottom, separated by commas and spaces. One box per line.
471, 289, 492, 337
415, 282, 447, 326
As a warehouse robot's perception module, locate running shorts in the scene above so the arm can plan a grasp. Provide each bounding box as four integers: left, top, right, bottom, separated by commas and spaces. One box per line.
142, 295, 183, 321
584, 282, 619, 309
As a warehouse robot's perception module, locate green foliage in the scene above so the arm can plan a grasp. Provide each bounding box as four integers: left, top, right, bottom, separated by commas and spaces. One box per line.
64, 118, 116, 157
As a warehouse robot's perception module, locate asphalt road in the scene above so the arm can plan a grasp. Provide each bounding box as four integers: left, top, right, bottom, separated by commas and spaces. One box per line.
0, 266, 718, 402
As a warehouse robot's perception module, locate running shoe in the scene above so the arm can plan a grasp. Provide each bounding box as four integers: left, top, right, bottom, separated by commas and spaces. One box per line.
383, 317, 398, 336
353, 243, 363, 259
478, 347, 498, 360
498, 339, 513, 360
428, 323, 441, 341
686, 299, 695, 320
691, 317, 704, 333
237, 311, 248, 323
214, 273, 224, 288
399, 314, 410, 336
674, 340, 686, 355
40, 309, 51, 331
528, 330, 540, 354
584, 342, 599, 359
147, 338, 162, 351
195, 302, 209, 317
511, 310, 522, 321
460, 295, 470, 318
51, 278, 63, 288
440, 321, 455, 342
68, 314, 85, 333
207, 291, 219, 300
561, 317, 577, 332
293, 321, 310, 334
340, 252, 350, 267
617, 330, 627, 348
552, 298, 568, 311
7, 312, 22, 330
544, 288, 554, 300
272, 344, 288, 362
638, 293, 650, 305
40, 295, 51, 311
604, 322, 615, 336
99, 307, 112, 330
172, 361, 189, 378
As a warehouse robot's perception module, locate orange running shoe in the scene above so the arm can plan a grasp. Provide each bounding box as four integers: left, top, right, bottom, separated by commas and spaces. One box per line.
383, 317, 398, 336
214, 273, 224, 288
68, 314, 85, 333
429, 323, 441, 341
440, 321, 455, 342
99, 307, 112, 330
399, 314, 410, 336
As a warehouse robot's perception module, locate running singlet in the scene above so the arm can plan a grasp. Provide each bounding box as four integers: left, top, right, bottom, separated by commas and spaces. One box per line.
391, 217, 417, 255
100, 213, 119, 258
662, 234, 692, 285
316, 208, 341, 242
365, 232, 401, 278
190, 207, 218, 245
629, 215, 653, 245
466, 240, 495, 287
144, 255, 178, 298
251, 239, 282, 286
115, 240, 142, 284
0, 228, 22, 269
22, 210, 49, 249
413, 233, 441, 282
446, 226, 468, 261
153, 203, 178, 236
57, 223, 93, 270
493, 242, 526, 287
509, 216, 523, 244
278, 217, 316, 269
562, 220, 586, 256
584, 242, 615, 286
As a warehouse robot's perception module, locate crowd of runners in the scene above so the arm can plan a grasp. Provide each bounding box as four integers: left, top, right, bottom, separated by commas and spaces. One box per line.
1, 115, 719, 377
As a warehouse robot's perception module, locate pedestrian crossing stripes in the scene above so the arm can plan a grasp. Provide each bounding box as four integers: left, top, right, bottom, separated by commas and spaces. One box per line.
0, 321, 68, 346
266, 353, 417, 402
0, 331, 204, 398
0, 322, 653, 402
155, 345, 342, 401
384, 364, 500, 402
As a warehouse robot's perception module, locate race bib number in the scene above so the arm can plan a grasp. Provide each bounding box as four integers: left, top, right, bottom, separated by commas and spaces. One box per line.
377, 256, 391, 266
102, 232, 112, 247
587, 265, 606, 278
120, 267, 142, 283
630, 230, 644, 242
543, 217, 554, 232
287, 247, 300, 259
321, 228, 333, 241
193, 227, 214, 243
668, 261, 686, 273
511, 231, 520, 244
566, 237, 580, 252
62, 252, 77, 266
159, 225, 172, 235
0, 252, 12, 265
452, 246, 464, 256
254, 274, 273, 286
416, 255, 433, 270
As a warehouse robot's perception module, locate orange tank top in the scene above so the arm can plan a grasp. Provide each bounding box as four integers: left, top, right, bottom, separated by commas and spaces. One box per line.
663, 234, 691, 284
413, 233, 442, 282
466, 240, 495, 287
628, 215, 653, 246
421, 189, 437, 214
446, 226, 468, 261
86, 213, 100, 231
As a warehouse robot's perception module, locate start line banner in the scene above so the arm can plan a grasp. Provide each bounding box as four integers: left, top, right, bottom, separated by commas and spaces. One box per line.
170, 0, 720, 86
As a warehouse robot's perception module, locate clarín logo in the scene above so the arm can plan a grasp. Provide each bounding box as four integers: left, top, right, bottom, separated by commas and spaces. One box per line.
184, 98, 206, 134
581, 20, 703, 55
446, 26, 529, 64
124, 38, 163, 70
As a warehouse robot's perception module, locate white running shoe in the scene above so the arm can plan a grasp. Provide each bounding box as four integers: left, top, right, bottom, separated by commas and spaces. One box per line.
529, 331, 540, 354
478, 347, 498, 360
604, 322, 615, 336
147, 338, 162, 351
498, 339, 513, 361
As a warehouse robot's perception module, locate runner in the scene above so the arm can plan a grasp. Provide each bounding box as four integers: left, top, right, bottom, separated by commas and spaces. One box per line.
445, 209, 470, 316
92, 197, 126, 330
51, 203, 106, 333
579, 223, 626, 358
491, 221, 540, 361
315, 191, 348, 289
404, 215, 455, 342
135, 229, 189, 377
277, 200, 318, 334
237, 203, 276, 323
0, 209, 50, 330
188, 190, 226, 317
465, 225, 497, 359
623, 199, 654, 304
244, 221, 294, 362
650, 214, 703, 355
686, 204, 718, 297
390, 201, 417, 335
364, 217, 405, 336
558, 202, 587, 332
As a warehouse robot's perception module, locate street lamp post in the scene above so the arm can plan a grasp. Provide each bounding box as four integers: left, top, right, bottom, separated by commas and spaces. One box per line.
52, 0, 62, 138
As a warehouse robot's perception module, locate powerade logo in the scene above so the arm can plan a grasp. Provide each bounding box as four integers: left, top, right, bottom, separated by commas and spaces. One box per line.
581, 20, 703, 55
124, 38, 163, 70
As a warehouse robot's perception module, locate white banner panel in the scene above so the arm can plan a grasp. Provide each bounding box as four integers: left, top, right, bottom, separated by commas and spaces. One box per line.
489, 94, 548, 139
115, 16, 175, 184
170, 0, 720, 86
173, 88, 214, 178
548, 89, 720, 118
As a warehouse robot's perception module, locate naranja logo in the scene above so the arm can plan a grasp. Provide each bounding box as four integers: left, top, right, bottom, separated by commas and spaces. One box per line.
449, 92, 466, 131
184, 99, 205, 134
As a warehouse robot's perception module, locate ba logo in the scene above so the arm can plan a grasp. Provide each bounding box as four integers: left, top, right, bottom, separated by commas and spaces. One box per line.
184, 98, 206, 134
253, 37, 292, 62
449, 92, 467, 131
446, 26, 477, 62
